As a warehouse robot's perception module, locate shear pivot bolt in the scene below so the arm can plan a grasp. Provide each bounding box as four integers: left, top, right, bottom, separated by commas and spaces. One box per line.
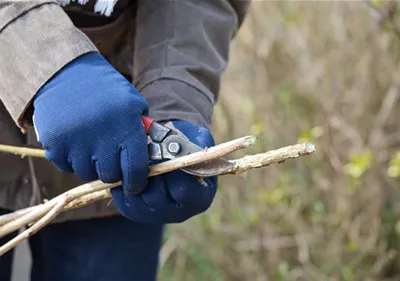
168, 142, 181, 155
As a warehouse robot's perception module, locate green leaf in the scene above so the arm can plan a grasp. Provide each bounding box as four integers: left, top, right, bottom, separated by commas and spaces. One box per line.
382, 23, 394, 32
346, 240, 358, 252
277, 261, 290, 276
250, 120, 265, 135
298, 126, 324, 143
395, 220, 400, 236
298, 129, 312, 143
344, 150, 373, 179
282, 9, 297, 27
388, 165, 400, 178
341, 266, 355, 281
277, 84, 293, 106
388, 151, 400, 178
313, 200, 326, 217
370, 0, 383, 8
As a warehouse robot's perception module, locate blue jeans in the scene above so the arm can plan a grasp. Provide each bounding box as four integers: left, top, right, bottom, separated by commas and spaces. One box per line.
0, 209, 164, 281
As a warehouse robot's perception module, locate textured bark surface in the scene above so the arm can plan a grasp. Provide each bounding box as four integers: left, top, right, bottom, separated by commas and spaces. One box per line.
0, 137, 315, 256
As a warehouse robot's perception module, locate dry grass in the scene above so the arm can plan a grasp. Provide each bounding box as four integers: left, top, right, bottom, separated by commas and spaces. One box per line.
159, 1, 400, 281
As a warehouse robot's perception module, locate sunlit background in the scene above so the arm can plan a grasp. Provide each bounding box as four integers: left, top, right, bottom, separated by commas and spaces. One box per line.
157, 1, 400, 281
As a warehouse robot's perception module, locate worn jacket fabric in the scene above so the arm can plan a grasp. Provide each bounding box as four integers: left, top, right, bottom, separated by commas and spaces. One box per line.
0, 0, 250, 222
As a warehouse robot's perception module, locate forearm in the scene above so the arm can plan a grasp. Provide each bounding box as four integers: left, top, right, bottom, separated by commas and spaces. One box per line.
0, 1, 97, 132
133, 0, 251, 129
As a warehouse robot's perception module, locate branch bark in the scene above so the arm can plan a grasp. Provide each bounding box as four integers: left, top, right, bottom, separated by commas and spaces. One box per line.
224, 143, 316, 175
0, 144, 45, 158
0, 136, 256, 239
0, 197, 67, 256
0, 136, 315, 256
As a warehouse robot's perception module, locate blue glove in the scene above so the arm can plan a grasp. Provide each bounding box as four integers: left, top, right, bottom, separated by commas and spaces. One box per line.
110, 120, 219, 223
32, 52, 150, 195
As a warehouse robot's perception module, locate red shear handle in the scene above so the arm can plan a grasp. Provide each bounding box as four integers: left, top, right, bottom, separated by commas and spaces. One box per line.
141, 116, 154, 134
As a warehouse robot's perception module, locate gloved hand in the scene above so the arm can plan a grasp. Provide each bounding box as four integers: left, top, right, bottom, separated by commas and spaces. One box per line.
32, 52, 150, 195
110, 120, 219, 223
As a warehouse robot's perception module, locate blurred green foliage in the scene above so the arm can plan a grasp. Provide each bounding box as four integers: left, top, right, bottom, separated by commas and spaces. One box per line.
345, 151, 373, 179
388, 152, 400, 178
158, 2, 400, 281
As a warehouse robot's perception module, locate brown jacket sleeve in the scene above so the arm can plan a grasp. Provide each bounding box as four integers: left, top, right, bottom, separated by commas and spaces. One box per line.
133, 0, 251, 129
0, 1, 98, 132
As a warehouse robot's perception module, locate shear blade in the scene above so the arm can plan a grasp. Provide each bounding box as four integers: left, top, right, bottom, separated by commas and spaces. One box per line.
176, 140, 235, 177
182, 158, 235, 177
161, 121, 235, 177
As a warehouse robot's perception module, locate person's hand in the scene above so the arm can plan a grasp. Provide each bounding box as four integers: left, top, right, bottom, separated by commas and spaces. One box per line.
110, 120, 219, 223
32, 52, 150, 195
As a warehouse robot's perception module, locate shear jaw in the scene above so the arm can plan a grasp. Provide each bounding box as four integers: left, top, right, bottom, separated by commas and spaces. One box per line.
147, 121, 235, 177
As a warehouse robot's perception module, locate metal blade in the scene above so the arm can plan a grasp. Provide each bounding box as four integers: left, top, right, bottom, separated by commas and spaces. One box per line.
160, 121, 235, 177
175, 139, 236, 177
181, 157, 235, 177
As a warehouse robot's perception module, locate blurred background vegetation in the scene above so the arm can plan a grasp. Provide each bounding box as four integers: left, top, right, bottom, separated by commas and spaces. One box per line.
158, 1, 400, 281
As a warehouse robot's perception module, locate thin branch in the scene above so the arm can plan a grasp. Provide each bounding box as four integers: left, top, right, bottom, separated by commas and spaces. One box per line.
0, 207, 34, 226
224, 143, 316, 175
63, 189, 112, 210
0, 136, 256, 238
0, 197, 67, 256
364, 0, 400, 40
0, 144, 45, 158
369, 84, 400, 148
5, 142, 316, 229
0, 141, 315, 226
149, 136, 256, 176
0, 181, 119, 239
0, 137, 316, 256
159, 237, 179, 268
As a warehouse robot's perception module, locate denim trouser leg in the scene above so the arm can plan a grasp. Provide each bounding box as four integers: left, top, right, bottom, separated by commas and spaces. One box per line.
28, 215, 164, 281
0, 208, 17, 281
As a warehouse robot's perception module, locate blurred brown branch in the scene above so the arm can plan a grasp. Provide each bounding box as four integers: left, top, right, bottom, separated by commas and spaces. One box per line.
364, 0, 400, 39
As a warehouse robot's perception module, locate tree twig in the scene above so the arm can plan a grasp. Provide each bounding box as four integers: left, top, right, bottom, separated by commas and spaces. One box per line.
0, 207, 34, 226
0, 136, 256, 239
0, 136, 316, 256
57, 142, 316, 213
0, 144, 45, 158
0, 197, 67, 256
0, 181, 119, 239
224, 143, 316, 175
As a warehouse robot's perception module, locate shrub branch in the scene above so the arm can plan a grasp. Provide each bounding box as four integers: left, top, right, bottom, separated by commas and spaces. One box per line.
0, 136, 315, 256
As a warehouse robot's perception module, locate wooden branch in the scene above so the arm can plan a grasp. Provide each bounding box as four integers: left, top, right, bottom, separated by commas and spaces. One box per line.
0, 136, 256, 240
223, 143, 316, 175
0, 207, 34, 226
149, 136, 256, 176
0, 135, 255, 227
0, 198, 67, 256
31, 143, 317, 217
0, 144, 45, 158
0, 181, 119, 239
0, 136, 316, 256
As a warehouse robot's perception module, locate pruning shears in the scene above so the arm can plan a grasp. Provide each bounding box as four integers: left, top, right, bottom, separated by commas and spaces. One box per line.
141, 116, 234, 177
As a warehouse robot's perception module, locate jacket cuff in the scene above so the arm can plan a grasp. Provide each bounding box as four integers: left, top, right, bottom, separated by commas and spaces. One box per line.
138, 79, 214, 130
0, 3, 98, 132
